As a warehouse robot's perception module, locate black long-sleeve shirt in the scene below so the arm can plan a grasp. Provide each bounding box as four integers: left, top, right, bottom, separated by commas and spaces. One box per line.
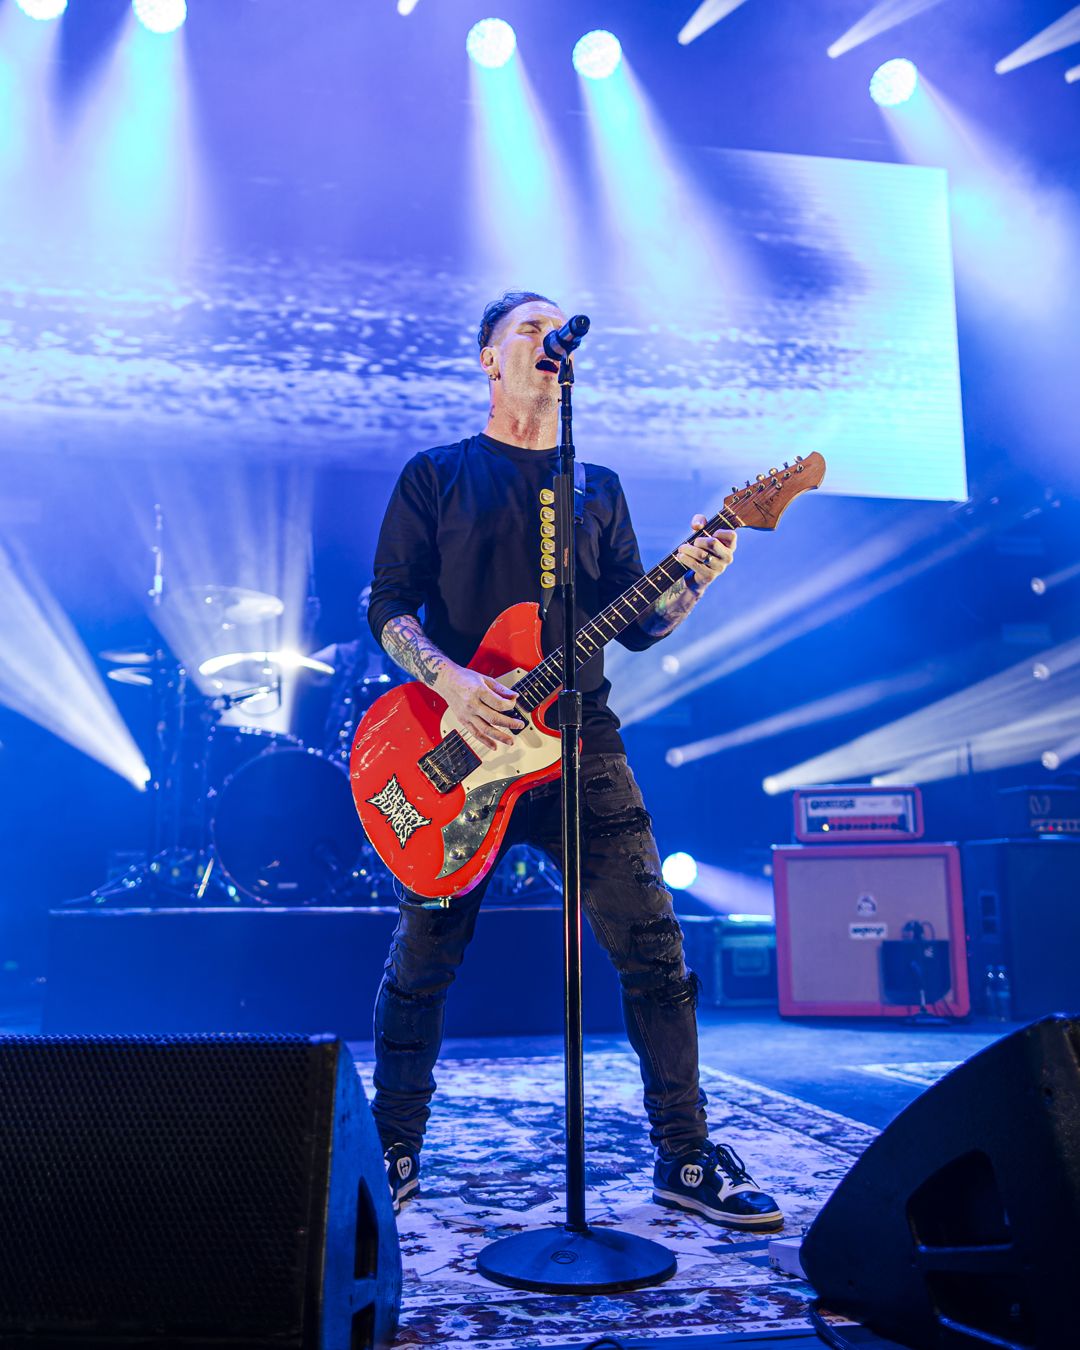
368, 433, 663, 755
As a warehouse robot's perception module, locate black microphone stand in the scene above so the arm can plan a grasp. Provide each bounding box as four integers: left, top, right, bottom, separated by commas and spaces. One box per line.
476, 344, 676, 1294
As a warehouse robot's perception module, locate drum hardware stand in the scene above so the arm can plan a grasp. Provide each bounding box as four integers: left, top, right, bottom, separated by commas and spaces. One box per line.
476, 327, 676, 1294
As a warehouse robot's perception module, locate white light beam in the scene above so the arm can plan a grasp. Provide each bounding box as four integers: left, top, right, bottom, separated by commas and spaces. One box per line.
828, 0, 950, 60
996, 5, 1080, 74
678, 0, 753, 47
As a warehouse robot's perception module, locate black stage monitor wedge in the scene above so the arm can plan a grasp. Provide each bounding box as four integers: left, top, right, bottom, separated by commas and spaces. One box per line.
801, 1016, 1080, 1350
0, 1033, 401, 1349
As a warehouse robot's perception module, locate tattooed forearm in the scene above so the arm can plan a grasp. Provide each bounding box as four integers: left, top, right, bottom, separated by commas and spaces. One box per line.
380, 614, 452, 687
637, 576, 701, 639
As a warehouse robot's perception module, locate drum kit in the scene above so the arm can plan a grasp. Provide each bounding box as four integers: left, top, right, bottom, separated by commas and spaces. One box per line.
96, 581, 401, 908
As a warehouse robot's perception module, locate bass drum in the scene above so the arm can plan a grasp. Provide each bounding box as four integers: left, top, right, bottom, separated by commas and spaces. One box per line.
212, 747, 371, 905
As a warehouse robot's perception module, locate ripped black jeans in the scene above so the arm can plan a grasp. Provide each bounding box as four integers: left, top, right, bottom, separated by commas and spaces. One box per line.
371, 752, 709, 1159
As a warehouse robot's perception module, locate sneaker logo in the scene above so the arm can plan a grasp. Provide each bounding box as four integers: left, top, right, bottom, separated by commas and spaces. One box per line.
396, 1157, 413, 1180
680, 1163, 704, 1188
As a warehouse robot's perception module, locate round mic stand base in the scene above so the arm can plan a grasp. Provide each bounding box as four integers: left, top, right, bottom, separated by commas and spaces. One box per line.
476, 1223, 676, 1295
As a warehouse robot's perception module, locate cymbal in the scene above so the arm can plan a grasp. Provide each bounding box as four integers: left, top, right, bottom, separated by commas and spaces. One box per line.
107, 666, 153, 687
171, 585, 284, 626
198, 650, 335, 678
100, 648, 155, 665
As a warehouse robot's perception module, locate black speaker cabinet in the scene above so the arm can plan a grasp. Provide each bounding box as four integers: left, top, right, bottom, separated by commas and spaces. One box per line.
962, 838, 1080, 1020
802, 1016, 1080, 1350
0, 1033, 401, 1349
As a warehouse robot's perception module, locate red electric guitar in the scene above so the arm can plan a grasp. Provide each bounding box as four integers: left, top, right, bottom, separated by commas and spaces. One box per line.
350, 452, 826, 900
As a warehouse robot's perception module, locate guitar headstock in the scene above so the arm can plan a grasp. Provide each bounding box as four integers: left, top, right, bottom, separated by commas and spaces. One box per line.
721, 452, 826, 531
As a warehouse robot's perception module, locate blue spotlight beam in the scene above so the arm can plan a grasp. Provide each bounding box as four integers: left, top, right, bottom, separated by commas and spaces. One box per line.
678, 0, 752, 47
996, 5, 1080, 75
666, 665, 944, 767
0, 537, 149, 788
765, 636, 1080, 792
614, 505, 981, 729
467, 44, 574, 296
577, 59, 753, 321
827, 0, 949, 60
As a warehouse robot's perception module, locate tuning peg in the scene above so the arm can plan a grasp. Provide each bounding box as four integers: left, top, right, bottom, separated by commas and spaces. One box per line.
731, 486, 738, 494
795, 455, 804, 463
783, 461, 790, 469
744, 479, 751, 488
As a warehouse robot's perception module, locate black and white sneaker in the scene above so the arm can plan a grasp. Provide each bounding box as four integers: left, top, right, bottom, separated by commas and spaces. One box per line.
653, 1142, 783, 1231
384, 1142, 420, 1214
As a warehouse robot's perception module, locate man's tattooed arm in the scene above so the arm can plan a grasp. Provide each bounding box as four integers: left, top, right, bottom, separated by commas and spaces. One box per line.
380, 614, 453, 687
637, 577, 701, 640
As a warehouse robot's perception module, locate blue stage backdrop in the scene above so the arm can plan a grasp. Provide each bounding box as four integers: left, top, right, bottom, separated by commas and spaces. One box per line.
0, 146, 965, 503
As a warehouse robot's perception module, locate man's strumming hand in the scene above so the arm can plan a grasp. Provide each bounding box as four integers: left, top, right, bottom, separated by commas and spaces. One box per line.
435, 664, 525, 751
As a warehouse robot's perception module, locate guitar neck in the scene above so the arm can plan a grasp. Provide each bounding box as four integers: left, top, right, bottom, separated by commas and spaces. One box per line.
514, 504, 739, 714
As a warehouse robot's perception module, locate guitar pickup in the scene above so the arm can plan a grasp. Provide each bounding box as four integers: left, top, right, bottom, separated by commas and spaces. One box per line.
419, 734, 482, 794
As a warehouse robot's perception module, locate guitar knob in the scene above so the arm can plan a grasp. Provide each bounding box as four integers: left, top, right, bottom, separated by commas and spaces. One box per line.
451, 847, 466, 860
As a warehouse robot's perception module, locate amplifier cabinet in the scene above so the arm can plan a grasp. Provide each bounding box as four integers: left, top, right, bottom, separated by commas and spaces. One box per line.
772, 843, 969, 1018
961, 838, 1080, 1022
679, 915, 778, 1006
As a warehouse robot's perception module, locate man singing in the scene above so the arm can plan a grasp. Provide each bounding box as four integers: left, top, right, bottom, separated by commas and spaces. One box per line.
365, 290, 782, 1231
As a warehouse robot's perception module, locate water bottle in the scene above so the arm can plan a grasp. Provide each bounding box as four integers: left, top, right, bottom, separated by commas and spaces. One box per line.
996, 965, 1013, 1022
984, 964, 1000, 1018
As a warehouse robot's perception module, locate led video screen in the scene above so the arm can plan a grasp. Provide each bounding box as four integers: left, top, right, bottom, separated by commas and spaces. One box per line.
0, 146, 966, 502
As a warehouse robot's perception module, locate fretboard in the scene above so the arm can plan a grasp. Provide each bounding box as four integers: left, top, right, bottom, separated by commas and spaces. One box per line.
513, 506, 739, 713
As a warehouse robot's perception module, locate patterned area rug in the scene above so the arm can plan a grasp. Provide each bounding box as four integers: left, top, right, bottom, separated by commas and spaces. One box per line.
355, 1053, 877, 1348
850, 1060, 958, 1088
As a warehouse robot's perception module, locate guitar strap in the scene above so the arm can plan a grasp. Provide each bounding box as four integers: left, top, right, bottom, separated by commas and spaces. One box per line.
540, 462, 585, 617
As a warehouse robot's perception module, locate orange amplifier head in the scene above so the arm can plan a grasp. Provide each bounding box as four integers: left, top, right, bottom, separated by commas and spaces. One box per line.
792, 784, 923, 843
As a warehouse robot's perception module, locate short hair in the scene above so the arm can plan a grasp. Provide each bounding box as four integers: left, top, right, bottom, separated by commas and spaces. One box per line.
477, 290, 557, 349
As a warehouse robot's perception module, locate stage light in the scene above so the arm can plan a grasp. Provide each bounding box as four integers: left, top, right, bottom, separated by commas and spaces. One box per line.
14, 0, 67, 19
1033, 662, 1051, 681
1031, 560, 1080, 596
870, 58, 918, 107
572, 30, 623, 81
678, 0, 752, 47
1042, 734, 1080, 773
466, 18, 516, 69
1067, 63, 1080, 84
397, 0, 421, 13
662, 852, 698, 890
132, 0, 186, 35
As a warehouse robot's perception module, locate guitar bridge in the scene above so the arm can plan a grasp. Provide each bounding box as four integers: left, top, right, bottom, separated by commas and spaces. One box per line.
419, 732, 481, 794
